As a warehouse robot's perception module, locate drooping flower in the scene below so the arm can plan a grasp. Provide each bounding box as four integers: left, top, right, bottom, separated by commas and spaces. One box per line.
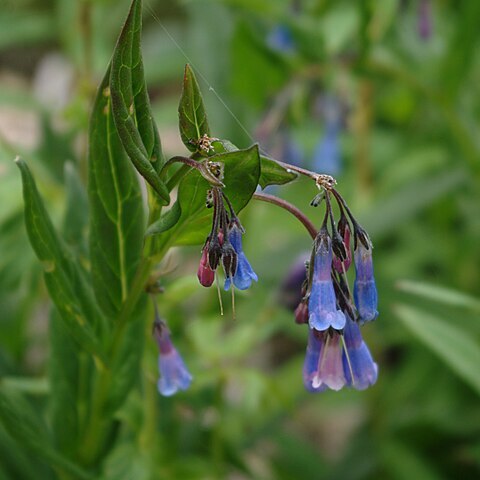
303, 329, 327, 392
353, 238, 378, 323
342, 316, 378, 390
224, 223, 258, 291
308, 230, 346, 331
153, 320, 192, 397
197, 246, 215, 287
303, 328, 346, 392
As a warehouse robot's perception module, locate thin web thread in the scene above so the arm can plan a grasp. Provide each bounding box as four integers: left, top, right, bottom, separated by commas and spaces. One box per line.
144, 2, 258, 147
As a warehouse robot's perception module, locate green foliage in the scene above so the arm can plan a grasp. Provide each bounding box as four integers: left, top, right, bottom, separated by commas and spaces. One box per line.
2, 0, 480, 479
88, 67, 145, 319
178, 64, 211, 151
110, 0, 169, 203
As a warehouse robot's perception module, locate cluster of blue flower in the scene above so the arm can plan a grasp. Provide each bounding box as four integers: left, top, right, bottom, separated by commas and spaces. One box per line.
152, 176, 378, 396
295, 188, 378, 392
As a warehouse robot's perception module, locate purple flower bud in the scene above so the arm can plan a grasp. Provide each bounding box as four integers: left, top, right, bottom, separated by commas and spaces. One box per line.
333, 221, 351, 274
207, 236, 222, 270
342, 316, 378, 390
418, 0, 432, 41
353, 241, 378, 323
197, 248, 215, 287
279, 253, 309, 310
224, 224, 258, 291
221, 239, 238, 281
303, 329, 346, 392
294, 300, 309, 325
154, 322, 192, 397
308, 232, 346, 331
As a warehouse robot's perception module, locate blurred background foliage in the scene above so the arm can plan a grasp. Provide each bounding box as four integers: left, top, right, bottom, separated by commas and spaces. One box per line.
0, 0, 480, 479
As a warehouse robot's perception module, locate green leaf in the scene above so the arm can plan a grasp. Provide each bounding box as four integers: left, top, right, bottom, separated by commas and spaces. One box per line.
211, 140, 297, 188
145, 201, 181, 236
16, 158, 105, 363
49, 309, 80, 458
0, 386, 93, 480
106, 301, 146, 414
178, 64, 210, 152
395, 304, 480, 395
89, 67, 145, 319
397, 280, 480, 313
63, 162, 88, 254
259, 155, 297, 188
110, 0, 169, 204
171, 145, 261, 245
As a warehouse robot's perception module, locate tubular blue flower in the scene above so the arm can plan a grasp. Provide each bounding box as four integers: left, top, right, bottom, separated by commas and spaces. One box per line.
224, 224, 258, 291
303, 329, 327, 392
303, 329, 346, 392
308, 233, 346, 331
342, 316, 378, 390
353, 240, 378, 323
154, 322, 192, 397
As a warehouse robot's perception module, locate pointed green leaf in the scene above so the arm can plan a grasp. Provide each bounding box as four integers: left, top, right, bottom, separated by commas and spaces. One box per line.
0, 387, 93, 480
395, 304, 480, 395
211, 139, 297, 188
397, 280, 480, 313
145, 201, 181, 236
89, 67, 145, 319
171, 145, 261, 245
49, 309, 79, 458
16, 158, 105, 363
110, 0, 169, 204
63, 162, 88, 255
178, 64, 210, 152
259, 155, 297, 188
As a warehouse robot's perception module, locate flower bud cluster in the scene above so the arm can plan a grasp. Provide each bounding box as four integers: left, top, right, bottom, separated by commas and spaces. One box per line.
197, 187, 257, 291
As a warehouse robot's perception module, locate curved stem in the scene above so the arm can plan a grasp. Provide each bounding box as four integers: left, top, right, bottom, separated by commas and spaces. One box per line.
253, 192, 318, 240
161, 156, 224, 187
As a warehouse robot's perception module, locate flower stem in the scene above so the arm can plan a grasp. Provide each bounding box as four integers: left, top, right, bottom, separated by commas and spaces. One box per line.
253, 192, 318, 240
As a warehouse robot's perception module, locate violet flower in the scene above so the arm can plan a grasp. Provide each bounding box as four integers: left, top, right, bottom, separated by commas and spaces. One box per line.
308, 232, 346, 331
353, 240, 378, 323
224, 223, 258, 291
154, 321, 192, 397
342, 316, 378, 390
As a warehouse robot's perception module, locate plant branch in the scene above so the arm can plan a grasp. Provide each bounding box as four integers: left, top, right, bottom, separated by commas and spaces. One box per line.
253, 192, 318, 240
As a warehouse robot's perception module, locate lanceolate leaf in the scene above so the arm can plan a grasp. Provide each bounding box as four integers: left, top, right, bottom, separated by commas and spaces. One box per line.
211, 139, 297, 188
259, 155, 297, 188
110, 0, 169, 204
171, 145, 261, 245
89, 67, 145, 319
0, 387, 93, 480
178, 64, 210, 152
145, 201, 181, 236
16, 158, 105, 363
49, 309, 79, 458
395, 304, 480, 395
